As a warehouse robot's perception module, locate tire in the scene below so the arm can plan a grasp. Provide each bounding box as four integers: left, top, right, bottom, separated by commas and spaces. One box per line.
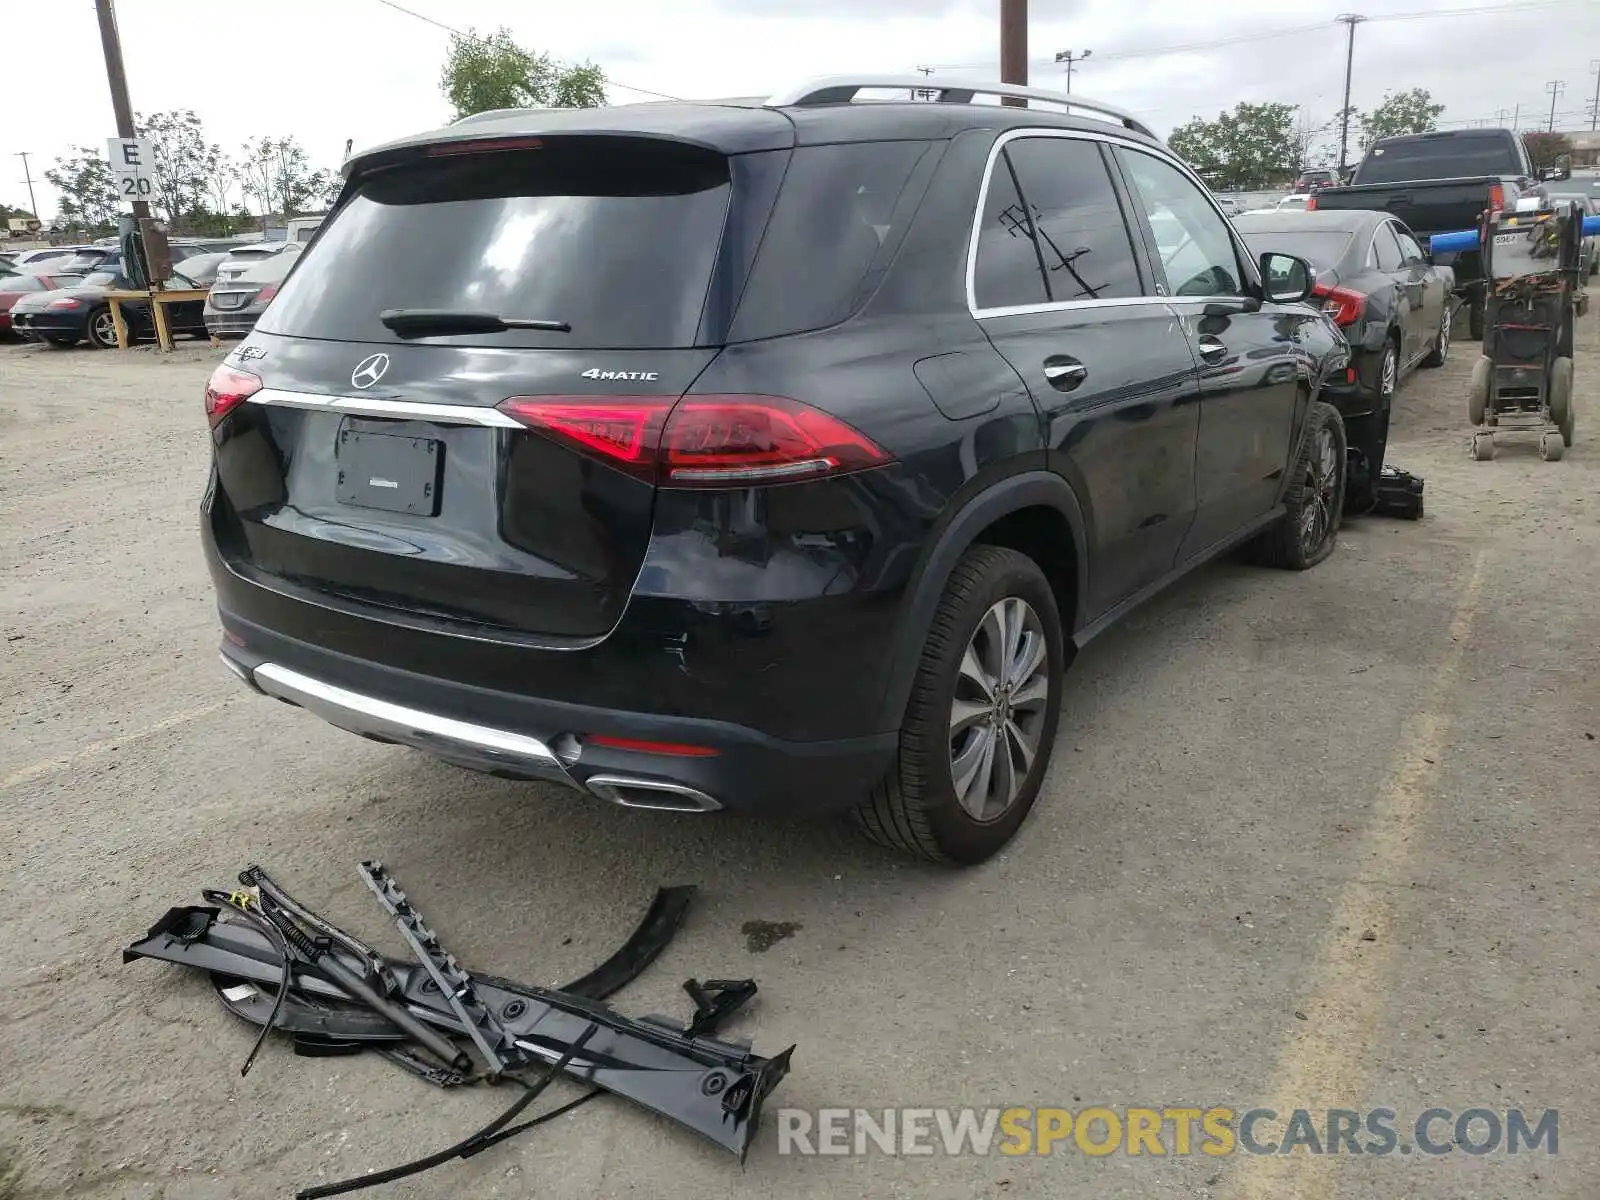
1378, 338, 1399, 404
1468, 299, 1484, 342
1548, 356, 1573, 428
1472, 433, 1496, 461
86, 307, 119, 350
1421, 305, 1450, 368
1540, 433, 1565, 462
855, 545, 1064, 866
1468, 355, 1491, 426
44, 335, 78, 348
1242, 400, 1346, 571
1561, 403, 1575, 447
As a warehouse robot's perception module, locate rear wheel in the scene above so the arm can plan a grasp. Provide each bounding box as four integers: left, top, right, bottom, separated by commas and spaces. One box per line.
86, 307, 118, 350
1242, 400, 1346, 571
1421, 305, 1450, 368
1468, 299, 1485, 342
855, 545, 1064, 866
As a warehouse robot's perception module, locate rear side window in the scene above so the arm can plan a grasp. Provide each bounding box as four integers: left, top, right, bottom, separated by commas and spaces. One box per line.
729, 141, 933, 341
259, 139, 734, 349
1373, 224, 1406, 271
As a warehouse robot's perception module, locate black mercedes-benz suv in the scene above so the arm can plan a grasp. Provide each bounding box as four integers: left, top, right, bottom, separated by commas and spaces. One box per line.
202, 76, 1349, 865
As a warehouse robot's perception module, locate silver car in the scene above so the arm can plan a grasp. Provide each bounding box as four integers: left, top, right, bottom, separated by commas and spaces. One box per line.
205, 249, 297, 338
213, 240, 300, 285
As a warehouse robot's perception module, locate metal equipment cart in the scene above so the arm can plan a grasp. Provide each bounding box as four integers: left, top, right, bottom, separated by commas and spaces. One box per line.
1463, 199, 1588, 461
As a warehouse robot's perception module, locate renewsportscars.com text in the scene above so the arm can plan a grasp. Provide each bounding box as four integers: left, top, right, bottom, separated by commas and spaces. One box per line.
776, 1106, 1559, 1157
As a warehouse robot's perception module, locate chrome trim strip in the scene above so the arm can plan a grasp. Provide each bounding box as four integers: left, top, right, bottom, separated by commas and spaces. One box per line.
247, 388, 523, 428
252, 661, 567, 773
585, 774, 723, 813
965, 129, 1258, 320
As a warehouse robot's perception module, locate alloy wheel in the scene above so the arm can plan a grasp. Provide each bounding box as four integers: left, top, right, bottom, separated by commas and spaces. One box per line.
949, 597, 1051, 822
1436, 312, 1450, 362
92, 310, 117, 347
1299, 425, 1339, 554
1381, 344, 1397, 398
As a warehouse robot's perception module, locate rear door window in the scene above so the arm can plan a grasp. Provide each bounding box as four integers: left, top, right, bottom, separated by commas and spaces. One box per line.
1373, 224, 1406, 271
259, 138, 736, 349
1003, 136, 1144, 303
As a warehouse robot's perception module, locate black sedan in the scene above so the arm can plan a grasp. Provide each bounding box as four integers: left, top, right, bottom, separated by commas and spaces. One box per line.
10, 261, 210, 349
1234, 209, 1453, 504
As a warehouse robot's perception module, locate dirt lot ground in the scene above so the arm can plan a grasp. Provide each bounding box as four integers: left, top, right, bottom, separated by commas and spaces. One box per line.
2, 315, 1598, 1200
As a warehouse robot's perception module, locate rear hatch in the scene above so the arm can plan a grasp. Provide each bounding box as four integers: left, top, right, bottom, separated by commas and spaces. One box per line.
207, 131, 772, 640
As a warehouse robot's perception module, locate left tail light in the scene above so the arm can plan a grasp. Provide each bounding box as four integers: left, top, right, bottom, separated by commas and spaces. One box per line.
205, 364, 262, 428
1311, 283, 1365, 326
495, 394, 893, 487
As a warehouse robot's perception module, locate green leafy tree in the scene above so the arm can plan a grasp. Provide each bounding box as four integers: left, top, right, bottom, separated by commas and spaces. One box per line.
439, 26, 606, 120
1357, 89, 1445, 150
1523, 131, 1573, 171
1168, 102, 1300, 190
44, 147, 119, 233
238, 136, 330, 223
134, 109, 222, 225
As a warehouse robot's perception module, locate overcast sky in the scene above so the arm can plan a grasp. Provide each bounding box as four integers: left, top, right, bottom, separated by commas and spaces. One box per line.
5, 0, 1599, 218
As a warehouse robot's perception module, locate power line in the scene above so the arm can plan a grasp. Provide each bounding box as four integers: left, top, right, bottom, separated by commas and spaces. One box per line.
924, 0, 1585, 74
371, 0, 683, 102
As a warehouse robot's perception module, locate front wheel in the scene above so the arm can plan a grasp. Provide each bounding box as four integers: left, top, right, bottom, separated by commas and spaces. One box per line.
855, 545, 1064, 865
1241, 400, 1346, 571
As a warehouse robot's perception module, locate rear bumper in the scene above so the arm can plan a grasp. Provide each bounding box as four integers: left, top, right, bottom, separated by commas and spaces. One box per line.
205, 310, 261, 337
217, 628, 897, 817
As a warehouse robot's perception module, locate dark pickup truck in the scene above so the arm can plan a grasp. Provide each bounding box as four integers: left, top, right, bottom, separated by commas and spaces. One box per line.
1308, 128, 1544, 339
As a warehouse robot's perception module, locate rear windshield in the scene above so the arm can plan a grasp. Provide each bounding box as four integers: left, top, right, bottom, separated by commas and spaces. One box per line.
258, 138, 733, 349
1237, 230, 1355, 274
1354, 133, 1522, 185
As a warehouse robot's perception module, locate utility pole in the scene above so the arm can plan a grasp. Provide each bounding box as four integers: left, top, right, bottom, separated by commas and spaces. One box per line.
999, 0, 1027, 107
1545, 79, 1565, 132
1335, 14, 1366, 177
14, 152, 38, 219
1589, 59, 1600, 131
1053, 49, 1091, 94
93, 0, 150, 230
1512, 102, 1520, 131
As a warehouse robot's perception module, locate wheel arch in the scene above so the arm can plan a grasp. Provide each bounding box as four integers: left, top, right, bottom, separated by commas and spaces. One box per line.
876, 471, 1087, 730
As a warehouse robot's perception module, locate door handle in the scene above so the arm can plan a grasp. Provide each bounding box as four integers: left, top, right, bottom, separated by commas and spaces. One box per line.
1042, 357, 1087, 391
1197, 336, 1227, 363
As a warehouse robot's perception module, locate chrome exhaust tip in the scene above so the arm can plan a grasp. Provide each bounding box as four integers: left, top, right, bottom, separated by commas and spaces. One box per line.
585, 774, 722, 813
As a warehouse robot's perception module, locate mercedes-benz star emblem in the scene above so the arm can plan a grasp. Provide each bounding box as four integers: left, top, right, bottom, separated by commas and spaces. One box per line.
350, 353, 390, 390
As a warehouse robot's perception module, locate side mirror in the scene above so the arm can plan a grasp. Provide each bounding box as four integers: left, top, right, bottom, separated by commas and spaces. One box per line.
1260, 251, 1314, 304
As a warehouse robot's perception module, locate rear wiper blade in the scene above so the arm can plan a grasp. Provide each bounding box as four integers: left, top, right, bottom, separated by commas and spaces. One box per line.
378, 308, 571, 337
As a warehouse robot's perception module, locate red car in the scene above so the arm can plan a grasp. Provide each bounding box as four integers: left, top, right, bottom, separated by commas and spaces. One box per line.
0, 272, 78, 336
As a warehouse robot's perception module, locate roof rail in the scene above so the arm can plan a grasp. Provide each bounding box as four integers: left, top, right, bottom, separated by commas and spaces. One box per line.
763, 75, 1157, 140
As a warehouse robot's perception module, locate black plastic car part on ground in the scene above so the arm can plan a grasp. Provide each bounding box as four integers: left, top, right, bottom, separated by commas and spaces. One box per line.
202, 76, 1351, 865
124, 864, 793, 1195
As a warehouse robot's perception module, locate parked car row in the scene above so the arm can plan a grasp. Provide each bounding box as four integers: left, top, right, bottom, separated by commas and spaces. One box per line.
7, 251, 220, 348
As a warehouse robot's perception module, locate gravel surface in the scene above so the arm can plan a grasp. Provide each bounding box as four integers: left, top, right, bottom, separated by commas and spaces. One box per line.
2, 317, 1597, 1199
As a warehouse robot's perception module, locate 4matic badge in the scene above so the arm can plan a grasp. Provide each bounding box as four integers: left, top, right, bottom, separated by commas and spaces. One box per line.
581, 368, 660, 381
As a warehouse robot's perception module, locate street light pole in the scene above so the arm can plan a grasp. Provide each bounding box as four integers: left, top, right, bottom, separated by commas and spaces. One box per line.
1053, 49, 1091, 94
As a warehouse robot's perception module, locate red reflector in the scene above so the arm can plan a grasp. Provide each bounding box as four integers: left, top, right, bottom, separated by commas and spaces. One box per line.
205, 363, 263, 427
426, 137, 544, 157
496, 394, 892, 487
1304, 194, 1319, 211
1311, 283, 1365, 327
587, 734, 720, 758
1346, 366, 1357, 383
223, 630, 247, 647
